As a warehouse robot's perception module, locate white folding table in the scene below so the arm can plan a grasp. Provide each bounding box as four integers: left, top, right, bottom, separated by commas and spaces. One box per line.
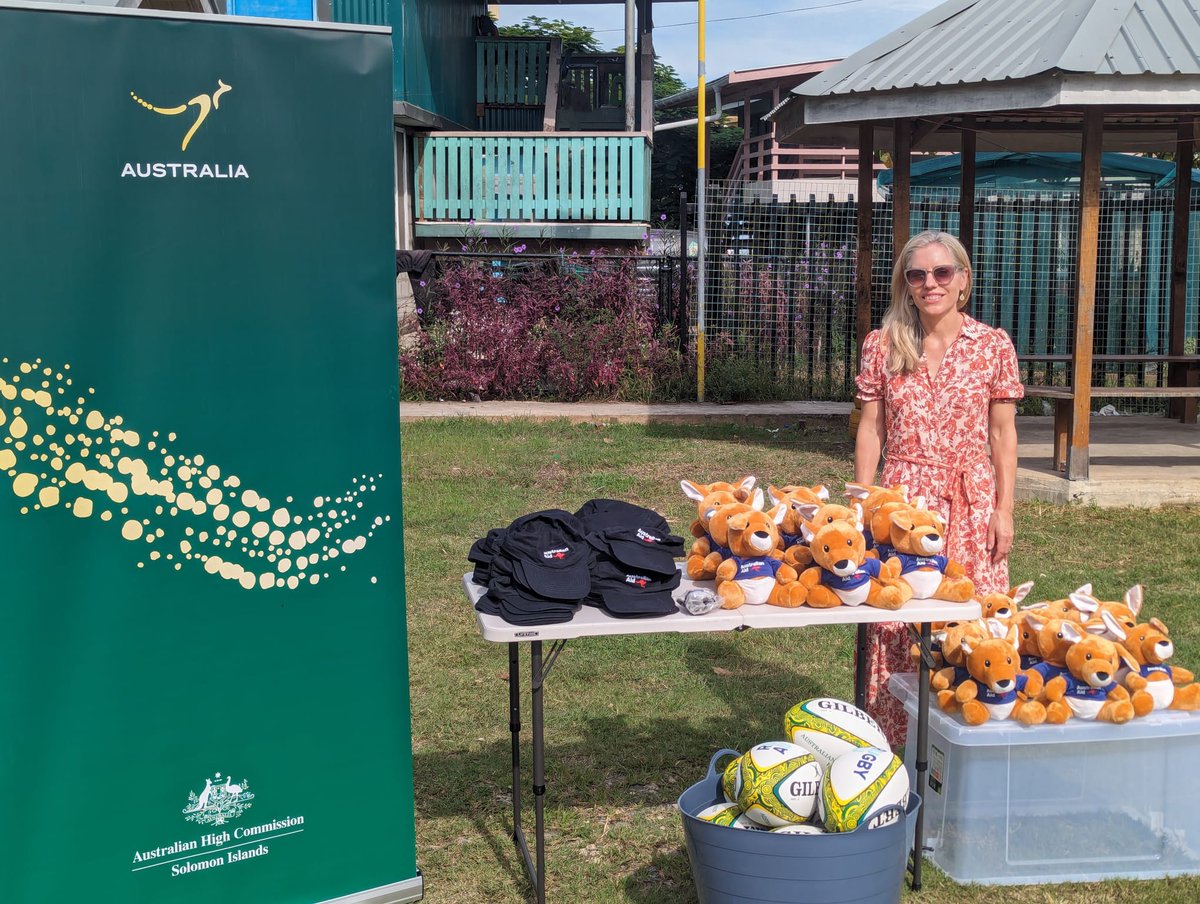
463, 572, 981, 903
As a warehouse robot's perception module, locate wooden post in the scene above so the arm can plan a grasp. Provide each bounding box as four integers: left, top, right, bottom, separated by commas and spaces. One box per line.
893, 118, 911, 255
542, 38, 561, 132
1169, 119, 1196, 422
636, 0, 655, 139
959, 116, 976, 264
849, 123, 875, 440
857, 123, 875, 357
1069, 110, 1102, 481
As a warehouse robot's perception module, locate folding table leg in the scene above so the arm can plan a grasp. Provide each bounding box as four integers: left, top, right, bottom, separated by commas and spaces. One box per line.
509, 643, 537, 889
531, 641, 547, 904
854, 623, 869, 709
911, 621, 931, 890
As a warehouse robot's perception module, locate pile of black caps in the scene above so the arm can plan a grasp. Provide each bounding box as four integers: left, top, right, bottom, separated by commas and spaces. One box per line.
469, 499, 686, 625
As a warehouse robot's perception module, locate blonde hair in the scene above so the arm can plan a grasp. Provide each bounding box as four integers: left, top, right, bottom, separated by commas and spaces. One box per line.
881, 231, 973, 375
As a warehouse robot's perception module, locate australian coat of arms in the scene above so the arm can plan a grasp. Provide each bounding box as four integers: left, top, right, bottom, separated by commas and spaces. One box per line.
183, 772, 255, 826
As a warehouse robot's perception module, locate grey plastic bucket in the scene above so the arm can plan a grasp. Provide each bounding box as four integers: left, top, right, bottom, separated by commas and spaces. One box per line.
677, 749, 921, 904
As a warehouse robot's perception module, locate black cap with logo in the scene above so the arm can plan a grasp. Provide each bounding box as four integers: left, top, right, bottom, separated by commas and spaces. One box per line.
576, 499, 685, 575
498, 510, 591, 600
587, 554, 681, 617
473, 503, 687, 625
471, 510, 589, 625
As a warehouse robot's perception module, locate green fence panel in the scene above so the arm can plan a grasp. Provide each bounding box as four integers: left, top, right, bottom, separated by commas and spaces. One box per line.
415, 134, 651, 224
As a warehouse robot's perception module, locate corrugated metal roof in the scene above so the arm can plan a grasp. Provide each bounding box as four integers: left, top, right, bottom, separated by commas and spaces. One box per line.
797, 0, 1200, 98
656, 60, 838, 110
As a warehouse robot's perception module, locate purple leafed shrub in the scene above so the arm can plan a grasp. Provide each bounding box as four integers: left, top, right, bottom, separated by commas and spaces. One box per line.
400, 256, 683, 401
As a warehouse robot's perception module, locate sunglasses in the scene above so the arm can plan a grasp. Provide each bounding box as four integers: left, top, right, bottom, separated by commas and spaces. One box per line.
904, 265, 962, 287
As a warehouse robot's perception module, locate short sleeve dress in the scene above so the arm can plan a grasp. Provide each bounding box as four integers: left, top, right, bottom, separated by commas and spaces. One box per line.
855, 315, 1023, 748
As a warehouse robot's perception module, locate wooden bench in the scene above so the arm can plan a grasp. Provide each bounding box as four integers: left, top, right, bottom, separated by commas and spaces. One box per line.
1021, 355, 1200, 473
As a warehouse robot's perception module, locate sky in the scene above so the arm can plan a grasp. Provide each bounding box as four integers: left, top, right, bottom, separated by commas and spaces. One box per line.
497, 0, 948, 88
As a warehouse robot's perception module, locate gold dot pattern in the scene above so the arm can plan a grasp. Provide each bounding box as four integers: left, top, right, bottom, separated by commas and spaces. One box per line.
1, 359, 393, 591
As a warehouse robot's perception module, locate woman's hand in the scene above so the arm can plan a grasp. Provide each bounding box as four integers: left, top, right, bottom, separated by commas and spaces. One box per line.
987, 507, 1014, 564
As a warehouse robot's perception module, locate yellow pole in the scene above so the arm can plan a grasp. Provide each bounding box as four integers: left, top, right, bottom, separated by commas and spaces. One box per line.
695, 0, 707, 402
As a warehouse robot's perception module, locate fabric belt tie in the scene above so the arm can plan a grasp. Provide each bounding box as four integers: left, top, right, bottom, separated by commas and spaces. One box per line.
886, 450, 990, 513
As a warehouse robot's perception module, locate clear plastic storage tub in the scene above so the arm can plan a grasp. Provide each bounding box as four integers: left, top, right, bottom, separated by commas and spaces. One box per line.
890, 674, 1200, 885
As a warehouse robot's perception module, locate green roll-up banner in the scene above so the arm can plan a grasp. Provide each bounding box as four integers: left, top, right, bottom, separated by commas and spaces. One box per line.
0, 5, 420, 902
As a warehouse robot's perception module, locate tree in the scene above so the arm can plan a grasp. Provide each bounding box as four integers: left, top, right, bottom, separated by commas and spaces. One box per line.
614, 46, 686, 103
499, 16, 601, 55
651, 123, 743, 226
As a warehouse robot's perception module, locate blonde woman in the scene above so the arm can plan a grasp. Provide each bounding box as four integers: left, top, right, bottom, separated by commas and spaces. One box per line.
854, 231, 1022, 749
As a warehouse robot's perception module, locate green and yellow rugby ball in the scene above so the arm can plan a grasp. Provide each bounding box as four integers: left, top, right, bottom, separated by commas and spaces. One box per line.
783, 697, 890, 769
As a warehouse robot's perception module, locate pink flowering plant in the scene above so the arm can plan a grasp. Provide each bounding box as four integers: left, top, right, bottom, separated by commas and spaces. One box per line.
400, 255, 685, 401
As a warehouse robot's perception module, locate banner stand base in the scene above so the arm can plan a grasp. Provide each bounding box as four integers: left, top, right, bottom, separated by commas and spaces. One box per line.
320, 874, 424, 904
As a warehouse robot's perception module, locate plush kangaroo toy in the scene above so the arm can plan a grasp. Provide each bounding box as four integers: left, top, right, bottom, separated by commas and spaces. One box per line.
1021, 582, 1094, 625
798, 506, 911, 610
952, 619, 1047, 725
1100, 610, 1200, 713
845, 483, 908, 554
714, 504, 807, 609
885, 506, 975, 602
1013, 608, 1048, 669
681, 477, 756, 548
866, 499, 916, 561
930, 620, 992, 709
684, 487, 763, 580
1074, 584, 1143, 638
917, 617, 985, 672
1023, 613, 1076, 691
981, 581, 1035, 622
1041, 622, 1139, 724
766, 485, 830, 568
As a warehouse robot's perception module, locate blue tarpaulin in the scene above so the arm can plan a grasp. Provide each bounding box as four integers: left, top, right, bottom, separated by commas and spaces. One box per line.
878, 152, 1200, 195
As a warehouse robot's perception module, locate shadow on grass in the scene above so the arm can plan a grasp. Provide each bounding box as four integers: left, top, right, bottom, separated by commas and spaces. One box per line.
413, 635, 842, 816
624, 847, 698, 904
639, 418, 855, 456
471, 814, 529, 895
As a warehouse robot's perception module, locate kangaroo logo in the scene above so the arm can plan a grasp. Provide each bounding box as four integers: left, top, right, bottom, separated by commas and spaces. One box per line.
130, 80, 232, 151
183, 772, 254, 826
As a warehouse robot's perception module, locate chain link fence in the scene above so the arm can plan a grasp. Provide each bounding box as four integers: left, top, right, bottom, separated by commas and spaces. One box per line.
692, 181, 1200, 410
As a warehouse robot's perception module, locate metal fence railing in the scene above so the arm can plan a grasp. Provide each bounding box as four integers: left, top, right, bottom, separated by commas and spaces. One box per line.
406, 185, 1200, 407
693, 182, 1200, 409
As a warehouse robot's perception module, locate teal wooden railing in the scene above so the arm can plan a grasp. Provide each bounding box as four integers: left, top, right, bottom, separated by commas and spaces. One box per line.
475, 37, 553, 131
416, 133, 651, 222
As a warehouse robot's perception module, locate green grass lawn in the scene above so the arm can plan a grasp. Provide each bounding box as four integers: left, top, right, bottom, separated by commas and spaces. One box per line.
401, 417, 1200, 904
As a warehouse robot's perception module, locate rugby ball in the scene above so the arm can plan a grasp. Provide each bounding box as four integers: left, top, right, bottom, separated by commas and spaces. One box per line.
735, 741, 824, 828
771, 823, 824, 835
695, 802, 742, 827
819, 746, 909, 833
784, 697, 890, 768
721, 754, 743, 803
731, 813, 768, 830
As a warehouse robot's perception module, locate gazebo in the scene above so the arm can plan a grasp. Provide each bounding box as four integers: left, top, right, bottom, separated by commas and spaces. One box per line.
771, 0, 1200, 480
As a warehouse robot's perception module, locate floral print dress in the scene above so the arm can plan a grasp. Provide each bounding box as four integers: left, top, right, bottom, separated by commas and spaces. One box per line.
855, 315, 1023, 748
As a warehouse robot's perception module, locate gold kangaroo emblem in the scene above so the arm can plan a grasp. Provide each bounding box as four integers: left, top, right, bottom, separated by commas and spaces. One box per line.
130, 80, 232, 151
